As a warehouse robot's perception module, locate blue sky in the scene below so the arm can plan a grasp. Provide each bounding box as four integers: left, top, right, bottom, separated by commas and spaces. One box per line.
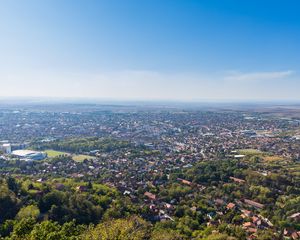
0, 0, 299, 101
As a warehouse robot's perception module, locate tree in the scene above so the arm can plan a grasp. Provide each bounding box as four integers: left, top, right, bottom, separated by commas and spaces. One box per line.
257, 230, 278, 240
11, 217, 36, 239
151, 229, 186, 240
39, 191, 66, 213
202, 233, 236, 240
7, 177, 19, 194
0, 219, 15, 237
60, 220, 86, 238
30, 221, 60, 240
0, 187, 18, 223
81, 216, 150, 240
16, 205, 40, 220
67, 194, 103, 224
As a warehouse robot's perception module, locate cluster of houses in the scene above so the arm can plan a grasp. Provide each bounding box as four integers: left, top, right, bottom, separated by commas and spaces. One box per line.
1, 107, 299, 160
0, 106, 299, 238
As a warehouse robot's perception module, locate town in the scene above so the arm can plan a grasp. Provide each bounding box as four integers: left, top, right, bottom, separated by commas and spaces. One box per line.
0, 103, 299, 239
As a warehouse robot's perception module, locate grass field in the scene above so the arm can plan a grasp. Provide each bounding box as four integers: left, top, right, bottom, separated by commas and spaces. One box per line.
45, 149, 94, 162
238, 149, 286, 162
72, 154, 94, 162
263, 155, 285, 162
238, 149, 263, 155
45, 149, 69, 157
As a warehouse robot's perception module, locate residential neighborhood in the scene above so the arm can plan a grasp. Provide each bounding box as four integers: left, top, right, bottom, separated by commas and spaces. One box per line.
0, 103, 299, 239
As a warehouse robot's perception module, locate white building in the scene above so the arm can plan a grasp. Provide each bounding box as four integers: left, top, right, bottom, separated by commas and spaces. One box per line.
1, 143, 11, 154
11, 150, 46, 161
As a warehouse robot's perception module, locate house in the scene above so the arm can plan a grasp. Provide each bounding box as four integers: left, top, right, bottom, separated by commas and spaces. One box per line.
36, 178, 45, 183
190, 206, 197, 212
160, 214, 174, 222
123, 190, 131, 195
215, 198, 225, 206
76, 185, 87, 192
247, 234, 258, 240
243, 222, 254, 228
285, 229, 300, 240
164, 203, 173, 209
144, 191, 156, 201
149, 204, 157, 211
292, 232, 300, 240
229, 176, 245, 184
244, 199, 264, 209
234, 154, 245, 159
177, 178, 192, 186
252, 216, 259, 224
241, 209, 252, 218
226, 202, 236, 210
289, 212, 300, 221
247, 228, 257, 234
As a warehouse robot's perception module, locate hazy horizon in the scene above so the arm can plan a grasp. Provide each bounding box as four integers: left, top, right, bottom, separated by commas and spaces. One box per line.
1, 1, 300, 101
1, 96, 300, 106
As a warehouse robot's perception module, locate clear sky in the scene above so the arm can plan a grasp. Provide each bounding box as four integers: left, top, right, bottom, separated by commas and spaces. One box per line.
0, 0, 299, 101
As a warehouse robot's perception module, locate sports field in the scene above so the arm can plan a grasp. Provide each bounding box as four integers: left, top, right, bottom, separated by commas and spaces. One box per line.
45, 149, 69, 157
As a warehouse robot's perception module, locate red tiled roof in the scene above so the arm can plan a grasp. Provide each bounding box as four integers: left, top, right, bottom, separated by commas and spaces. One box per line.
227, 202, 236, 209
144, 191, 156, 200
244, 199, 264, 209
230, 176, 246, 183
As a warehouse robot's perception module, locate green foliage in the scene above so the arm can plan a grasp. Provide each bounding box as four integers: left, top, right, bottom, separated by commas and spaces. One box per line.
0, 220, 15, 237
11, 217, 36, 239
6, 177, 19, 194
202, 232, 235, 240
33, 137, 131, 154
16, 205, 40, 220
6, 219, 85, 240
80, 216, 150, 240
151, 228, 186, 240
0, 152, 299, 240
39, 190, 66, 213
29, 221, 61, 240
67, 194, 103, 224
0, 186, 18, 223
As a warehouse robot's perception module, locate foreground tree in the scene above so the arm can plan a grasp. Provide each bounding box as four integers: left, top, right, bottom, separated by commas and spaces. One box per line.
81, 216, 150, 240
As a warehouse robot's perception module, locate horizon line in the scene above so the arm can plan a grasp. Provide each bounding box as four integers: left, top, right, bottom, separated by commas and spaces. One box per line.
1, 96, 300, 105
